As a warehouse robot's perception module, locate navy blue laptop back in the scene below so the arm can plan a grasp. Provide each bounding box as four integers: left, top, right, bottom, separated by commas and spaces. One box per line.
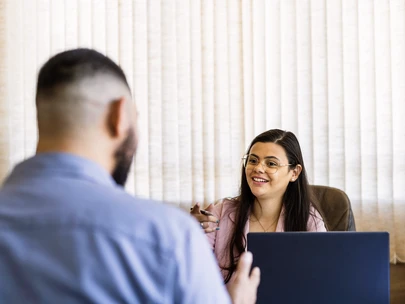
247, 232, 390, 304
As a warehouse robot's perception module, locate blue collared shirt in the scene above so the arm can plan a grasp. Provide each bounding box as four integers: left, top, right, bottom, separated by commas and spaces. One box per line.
0, 153, 230, 304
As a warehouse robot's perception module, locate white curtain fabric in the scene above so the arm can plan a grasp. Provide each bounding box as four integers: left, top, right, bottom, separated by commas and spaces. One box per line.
0, 0, 403, 262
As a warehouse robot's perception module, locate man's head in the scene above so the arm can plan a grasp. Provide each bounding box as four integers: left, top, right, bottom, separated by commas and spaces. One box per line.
36, 48, 138, 186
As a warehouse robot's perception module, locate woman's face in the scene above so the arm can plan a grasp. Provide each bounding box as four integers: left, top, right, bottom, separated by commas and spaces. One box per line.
245, 142, 300, 201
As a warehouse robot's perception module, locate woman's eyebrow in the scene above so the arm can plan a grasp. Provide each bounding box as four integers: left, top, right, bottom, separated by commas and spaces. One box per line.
250, 154, 281, 161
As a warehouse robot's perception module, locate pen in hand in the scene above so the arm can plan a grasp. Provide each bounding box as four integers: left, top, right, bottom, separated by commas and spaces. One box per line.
200, 209, 214, 216
190, 207, 214, 216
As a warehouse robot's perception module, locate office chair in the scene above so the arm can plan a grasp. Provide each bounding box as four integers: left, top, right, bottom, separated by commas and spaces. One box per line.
311, 185, 356, 231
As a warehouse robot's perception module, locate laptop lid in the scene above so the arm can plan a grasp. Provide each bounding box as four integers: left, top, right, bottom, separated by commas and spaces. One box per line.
247, 232, 390, 304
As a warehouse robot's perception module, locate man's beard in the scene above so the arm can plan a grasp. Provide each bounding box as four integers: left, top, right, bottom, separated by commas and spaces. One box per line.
112, 127, 137, 186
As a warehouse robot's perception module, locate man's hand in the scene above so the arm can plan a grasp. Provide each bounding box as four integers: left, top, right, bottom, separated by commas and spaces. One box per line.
227, 251, 261, 304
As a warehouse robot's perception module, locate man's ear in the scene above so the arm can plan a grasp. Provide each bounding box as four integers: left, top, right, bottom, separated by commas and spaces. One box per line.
291, 164, 302, 182
106, 97, 128, 138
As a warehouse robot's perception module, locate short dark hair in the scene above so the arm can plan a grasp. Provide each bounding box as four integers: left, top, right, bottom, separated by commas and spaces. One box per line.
36, 48, 130, 101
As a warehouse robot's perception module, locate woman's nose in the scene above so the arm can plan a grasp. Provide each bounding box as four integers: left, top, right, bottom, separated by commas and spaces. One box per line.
253, 162, 265, 173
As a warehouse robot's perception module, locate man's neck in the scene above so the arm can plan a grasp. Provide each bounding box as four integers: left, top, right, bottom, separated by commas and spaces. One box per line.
36, 138, 114, 174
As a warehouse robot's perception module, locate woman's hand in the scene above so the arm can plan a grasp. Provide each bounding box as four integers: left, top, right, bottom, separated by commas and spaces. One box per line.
190, 202, 219, 234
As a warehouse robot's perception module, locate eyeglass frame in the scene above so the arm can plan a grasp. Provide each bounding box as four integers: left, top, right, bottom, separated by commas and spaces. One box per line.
241, 154, 294, 174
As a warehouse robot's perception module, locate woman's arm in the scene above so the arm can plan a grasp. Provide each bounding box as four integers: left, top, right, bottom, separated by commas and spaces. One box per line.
205, 199, 225, 250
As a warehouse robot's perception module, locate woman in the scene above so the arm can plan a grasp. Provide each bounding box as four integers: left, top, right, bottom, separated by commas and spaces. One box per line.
191, 129, 327, 283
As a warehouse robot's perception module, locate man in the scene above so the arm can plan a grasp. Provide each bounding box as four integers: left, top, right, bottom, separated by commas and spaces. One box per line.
0, 48, 260, 303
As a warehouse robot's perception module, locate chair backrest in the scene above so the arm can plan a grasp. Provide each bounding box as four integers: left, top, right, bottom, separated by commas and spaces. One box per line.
311, 185, 356, 231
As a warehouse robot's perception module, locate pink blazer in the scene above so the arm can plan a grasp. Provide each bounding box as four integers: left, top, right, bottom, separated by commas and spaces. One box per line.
206, 198, 327, 280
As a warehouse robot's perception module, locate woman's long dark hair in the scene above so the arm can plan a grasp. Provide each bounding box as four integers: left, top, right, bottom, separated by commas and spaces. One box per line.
223, 129, 322, 283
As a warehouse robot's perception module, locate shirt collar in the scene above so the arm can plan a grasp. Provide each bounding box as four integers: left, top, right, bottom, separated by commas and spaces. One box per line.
4, 152, 117, 188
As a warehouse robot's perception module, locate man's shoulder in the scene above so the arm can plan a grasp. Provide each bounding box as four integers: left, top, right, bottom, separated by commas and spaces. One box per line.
0, 181, 199, 255
99, 189, 193, 227
86, 189, 200, 251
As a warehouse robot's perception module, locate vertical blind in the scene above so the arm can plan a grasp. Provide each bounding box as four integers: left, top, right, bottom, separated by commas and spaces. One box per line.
0, 0, 403, 262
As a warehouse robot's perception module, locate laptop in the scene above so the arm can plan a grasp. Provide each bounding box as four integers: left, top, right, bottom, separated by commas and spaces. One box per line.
247, 232, 390, 304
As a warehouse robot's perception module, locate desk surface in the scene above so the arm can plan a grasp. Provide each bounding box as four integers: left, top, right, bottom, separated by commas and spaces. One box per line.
390, 264, 405, 304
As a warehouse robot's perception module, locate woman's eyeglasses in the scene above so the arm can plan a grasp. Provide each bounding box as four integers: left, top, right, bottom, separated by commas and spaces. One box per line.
242, 155, 293, 174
